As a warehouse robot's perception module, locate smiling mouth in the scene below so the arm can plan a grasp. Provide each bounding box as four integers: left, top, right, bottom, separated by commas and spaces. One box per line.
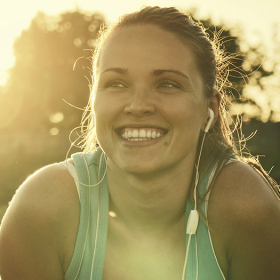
119, 128, 167, 141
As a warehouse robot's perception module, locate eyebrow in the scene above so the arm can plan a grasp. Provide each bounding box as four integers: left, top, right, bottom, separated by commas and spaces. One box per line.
152, 69, 189, 80
100, 68, 189, 80
101, 68, 128, 75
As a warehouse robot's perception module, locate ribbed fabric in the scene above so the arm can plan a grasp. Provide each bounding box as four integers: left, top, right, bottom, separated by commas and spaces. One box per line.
64, 147, 225, 280
185, 163, 226, 279
64, 148, 109, 280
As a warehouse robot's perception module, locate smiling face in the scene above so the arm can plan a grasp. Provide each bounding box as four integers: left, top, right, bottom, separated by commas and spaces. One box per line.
93, 25, 208, 177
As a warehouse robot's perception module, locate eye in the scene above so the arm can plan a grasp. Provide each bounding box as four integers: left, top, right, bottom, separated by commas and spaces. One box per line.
157, 79, 181, 89
104, 80, 127, 88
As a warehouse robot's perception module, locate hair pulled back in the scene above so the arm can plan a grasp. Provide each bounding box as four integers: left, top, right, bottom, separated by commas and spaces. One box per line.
79, 6, 279, 200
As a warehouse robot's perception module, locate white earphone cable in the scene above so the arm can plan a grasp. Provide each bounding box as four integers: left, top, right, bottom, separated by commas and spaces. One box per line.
183, 131, 207, 279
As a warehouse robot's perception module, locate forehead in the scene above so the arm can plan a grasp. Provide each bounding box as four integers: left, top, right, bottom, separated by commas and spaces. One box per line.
98, 25, 201, 80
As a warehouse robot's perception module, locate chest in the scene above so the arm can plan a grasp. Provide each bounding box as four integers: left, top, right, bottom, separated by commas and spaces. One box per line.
103, 228, 187, 280
65, 153, 229, 279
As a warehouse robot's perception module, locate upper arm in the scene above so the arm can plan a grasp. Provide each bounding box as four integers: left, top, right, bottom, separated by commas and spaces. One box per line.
0, 163, 79, 280
208, 161, 280, 280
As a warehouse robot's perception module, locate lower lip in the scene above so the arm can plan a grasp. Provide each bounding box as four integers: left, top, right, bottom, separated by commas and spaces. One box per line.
116, 133, 166, 147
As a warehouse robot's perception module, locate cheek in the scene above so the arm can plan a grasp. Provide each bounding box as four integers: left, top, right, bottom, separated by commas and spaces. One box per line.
170, 99, 203, 123
93, 95, 107, 138
171, 102, 206, 141
93, 93, 110, 122
93, 93, 120, 137
94, 92, 120, 114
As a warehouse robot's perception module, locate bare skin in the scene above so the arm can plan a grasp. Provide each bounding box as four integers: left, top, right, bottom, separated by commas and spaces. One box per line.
208, 161, 280, 280
0, 163, 80, 280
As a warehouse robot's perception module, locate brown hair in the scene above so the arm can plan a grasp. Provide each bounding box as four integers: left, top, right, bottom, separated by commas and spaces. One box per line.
78, 6, 279, 202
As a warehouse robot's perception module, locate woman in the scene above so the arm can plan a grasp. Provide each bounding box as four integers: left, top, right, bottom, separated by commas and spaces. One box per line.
0, 6, 280, 280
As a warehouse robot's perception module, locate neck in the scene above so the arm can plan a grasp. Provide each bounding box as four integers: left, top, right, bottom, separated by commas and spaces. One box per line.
106, 159, 194, 235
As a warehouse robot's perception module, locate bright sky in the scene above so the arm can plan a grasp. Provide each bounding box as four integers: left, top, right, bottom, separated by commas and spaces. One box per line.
0, 0, 280, 86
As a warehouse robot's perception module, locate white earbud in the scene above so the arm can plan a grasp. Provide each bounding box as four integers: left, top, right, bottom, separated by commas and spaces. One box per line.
204, 108, 214, 133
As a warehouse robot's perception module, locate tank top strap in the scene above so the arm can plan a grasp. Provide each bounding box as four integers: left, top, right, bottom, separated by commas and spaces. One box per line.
199, 156, 237, 214
184, 158, 227, 280
65, 148, 109, 280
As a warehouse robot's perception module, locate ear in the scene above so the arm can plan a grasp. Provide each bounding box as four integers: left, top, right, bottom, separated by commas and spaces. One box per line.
209, 89, 221, 123
202, 89, 221, 131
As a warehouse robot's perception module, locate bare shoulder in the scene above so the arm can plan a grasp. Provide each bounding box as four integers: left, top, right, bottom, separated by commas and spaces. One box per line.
2, 161, 79, 225
211, 161, 280, 227
0, 161, 80, 279
208, 160, 280, 280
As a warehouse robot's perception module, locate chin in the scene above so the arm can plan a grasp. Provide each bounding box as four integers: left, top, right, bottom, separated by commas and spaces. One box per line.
107, 155, 159, 176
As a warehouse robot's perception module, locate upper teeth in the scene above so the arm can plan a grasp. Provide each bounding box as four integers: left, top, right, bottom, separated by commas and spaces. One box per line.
121, 129, 163, 140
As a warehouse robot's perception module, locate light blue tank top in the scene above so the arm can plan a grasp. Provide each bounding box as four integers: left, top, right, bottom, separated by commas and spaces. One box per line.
64, 147, 226, 280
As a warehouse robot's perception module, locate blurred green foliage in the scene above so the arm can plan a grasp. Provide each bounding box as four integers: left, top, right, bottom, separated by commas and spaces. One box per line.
0, 9, 279, 222
1, 11, 104, 132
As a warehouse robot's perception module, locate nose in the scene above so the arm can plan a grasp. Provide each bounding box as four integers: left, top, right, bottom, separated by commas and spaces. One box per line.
124, 87, 155, 116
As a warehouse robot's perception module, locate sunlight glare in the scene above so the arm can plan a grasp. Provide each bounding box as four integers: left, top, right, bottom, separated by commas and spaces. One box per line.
0, 72, 8, 86
109, 211, 117, 218
49, 127, 59, 136
49, 112, 64, 123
